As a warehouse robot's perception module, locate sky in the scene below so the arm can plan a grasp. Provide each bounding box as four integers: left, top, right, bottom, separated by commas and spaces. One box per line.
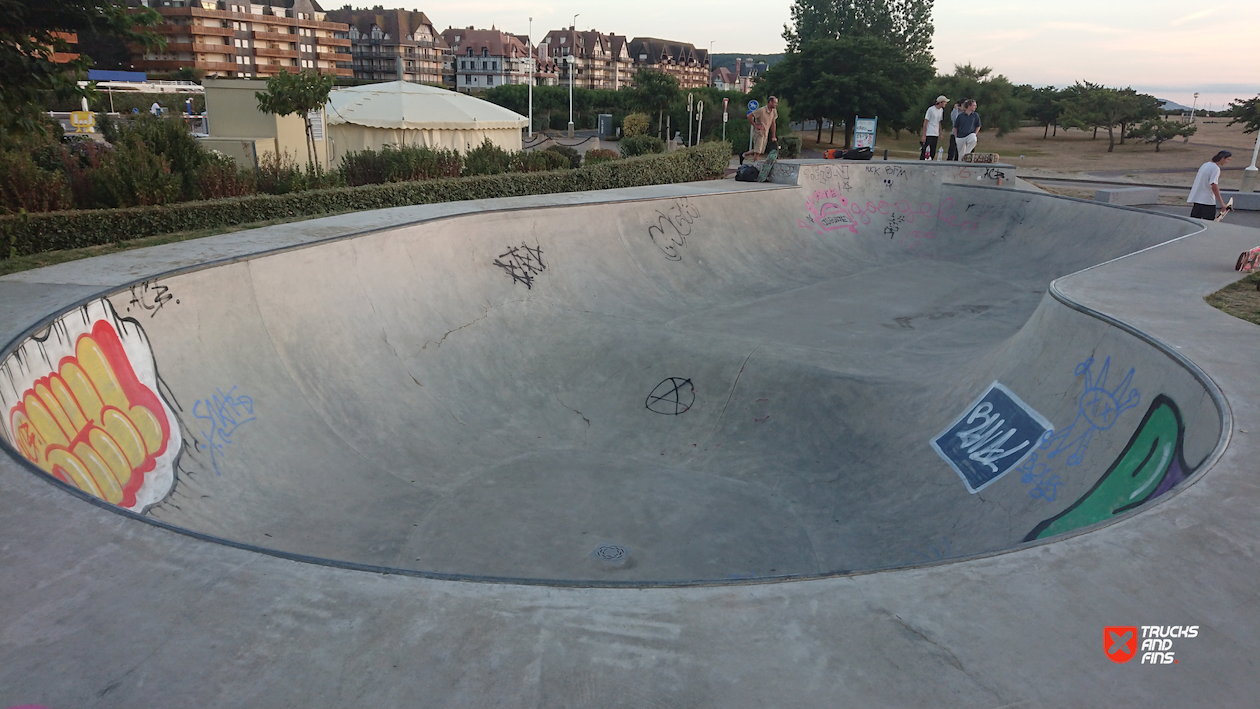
417, 0, 1258, 110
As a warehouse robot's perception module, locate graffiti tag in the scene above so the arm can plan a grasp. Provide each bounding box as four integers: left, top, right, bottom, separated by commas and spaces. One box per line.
127, 280, 178, 317
493, 242, 546, 289
192, 386, 256, 476
646, 198, 700, 261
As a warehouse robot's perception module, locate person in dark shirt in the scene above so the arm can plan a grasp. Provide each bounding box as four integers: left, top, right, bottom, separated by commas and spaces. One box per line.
954, 100, 982, 159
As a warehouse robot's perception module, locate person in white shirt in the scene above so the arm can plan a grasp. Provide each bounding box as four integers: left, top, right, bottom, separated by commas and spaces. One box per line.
921, 95, 947, 160
1187, 150, 1232, 220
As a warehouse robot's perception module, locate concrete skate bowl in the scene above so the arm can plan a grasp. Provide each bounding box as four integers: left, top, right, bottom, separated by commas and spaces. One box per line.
0, 163, 1224, 585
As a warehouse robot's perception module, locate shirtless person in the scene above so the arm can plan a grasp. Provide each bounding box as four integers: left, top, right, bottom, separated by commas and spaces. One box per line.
742, 96, 778, 164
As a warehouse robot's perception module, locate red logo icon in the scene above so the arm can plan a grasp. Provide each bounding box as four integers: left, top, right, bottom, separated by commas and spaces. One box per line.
1105, 626, 1138, 663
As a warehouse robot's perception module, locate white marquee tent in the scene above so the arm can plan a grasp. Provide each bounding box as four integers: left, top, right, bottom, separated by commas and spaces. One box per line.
325, 82, 527, 164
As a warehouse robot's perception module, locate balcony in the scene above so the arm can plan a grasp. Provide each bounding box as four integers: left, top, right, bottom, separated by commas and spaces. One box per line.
163, 41, 233, 54
317, 36, 351, 48
252, 30, 295, 42
156, 23, 234, 38
254, 46, 299, 59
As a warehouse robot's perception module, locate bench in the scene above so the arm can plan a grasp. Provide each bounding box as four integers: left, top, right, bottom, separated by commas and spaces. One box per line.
1094, 187, 1160, 206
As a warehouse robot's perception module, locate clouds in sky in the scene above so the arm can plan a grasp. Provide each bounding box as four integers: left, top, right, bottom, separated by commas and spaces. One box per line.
411, 0, 1258, 107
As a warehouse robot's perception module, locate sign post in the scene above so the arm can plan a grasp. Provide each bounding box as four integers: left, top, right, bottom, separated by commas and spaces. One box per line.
746, 99, 759, 154
853, 116, 878, 151
722, 97, 729, 141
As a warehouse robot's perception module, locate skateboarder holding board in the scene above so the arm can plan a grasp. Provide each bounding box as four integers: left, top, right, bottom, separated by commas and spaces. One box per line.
742, 96, 778, 164
1188, 150, 1232, 220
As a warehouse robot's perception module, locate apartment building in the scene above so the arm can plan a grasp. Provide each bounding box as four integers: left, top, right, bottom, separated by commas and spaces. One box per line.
538, 27, 633, 90
627, 37, 710, 89
440, 27, 532, 92
322, 7, 447, 85
132, 0, 350, 79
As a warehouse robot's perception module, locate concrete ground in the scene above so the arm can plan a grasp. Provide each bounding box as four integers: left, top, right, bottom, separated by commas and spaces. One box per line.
1, 161, 1258, 706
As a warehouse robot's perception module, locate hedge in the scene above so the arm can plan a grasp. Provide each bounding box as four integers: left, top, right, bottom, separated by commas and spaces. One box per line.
1, 142, 730, 258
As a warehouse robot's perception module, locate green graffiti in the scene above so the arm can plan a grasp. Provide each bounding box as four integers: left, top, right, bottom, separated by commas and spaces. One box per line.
1025, 395, 1189, 541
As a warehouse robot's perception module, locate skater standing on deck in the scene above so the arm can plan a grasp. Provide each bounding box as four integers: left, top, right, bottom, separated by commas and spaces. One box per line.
921, 95, 948, 160
953, 100, 981, 160
1188, 150, 1233, 220
947, 99, 964, 160
742, 96, 778, 164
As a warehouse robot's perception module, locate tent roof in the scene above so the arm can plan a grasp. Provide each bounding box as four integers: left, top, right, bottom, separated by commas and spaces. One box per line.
326, 82, 527, 131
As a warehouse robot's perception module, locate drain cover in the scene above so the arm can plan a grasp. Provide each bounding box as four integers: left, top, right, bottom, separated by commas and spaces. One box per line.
590, 542, 630, 566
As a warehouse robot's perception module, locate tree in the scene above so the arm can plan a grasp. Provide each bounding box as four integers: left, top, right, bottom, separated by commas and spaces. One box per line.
1127, 117, 1197, 152
1058, 82, 1160, 152
255, 69, 334, 172
760, 36, 932, 148
1024, 85, 1063, 138
1227, 94, 1260, 134
783, 0, 935, 60
0, 0, 163, 136
630, 69, 679, 139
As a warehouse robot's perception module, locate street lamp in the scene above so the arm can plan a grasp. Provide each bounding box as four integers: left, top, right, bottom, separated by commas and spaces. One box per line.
1243, 131, 1260, 193
572, 13, 579, 29
527, 16, 533, 138
1191, 92, 1199, 123
566, 55, 576, 137
687, 92, 693, 146
696, 100, 703, 147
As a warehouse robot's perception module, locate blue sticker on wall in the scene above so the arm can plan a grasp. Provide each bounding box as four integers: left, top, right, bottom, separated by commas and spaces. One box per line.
931, 382, 1053, 493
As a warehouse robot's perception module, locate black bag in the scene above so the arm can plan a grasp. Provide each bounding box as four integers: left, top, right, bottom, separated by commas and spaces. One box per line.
735, 164, 760, 182
841, 147, 874, 160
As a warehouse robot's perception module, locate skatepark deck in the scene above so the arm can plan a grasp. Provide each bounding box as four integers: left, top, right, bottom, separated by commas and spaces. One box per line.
1, 161, 1258, 706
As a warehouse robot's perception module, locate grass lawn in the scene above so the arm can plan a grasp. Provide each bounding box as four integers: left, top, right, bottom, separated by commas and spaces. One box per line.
1207, 272, 1260, 327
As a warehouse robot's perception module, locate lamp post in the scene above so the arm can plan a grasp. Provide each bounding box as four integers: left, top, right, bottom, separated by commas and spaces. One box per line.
1243, 131, 1260, 193
696, 100, 702, 147
687, 92, 694, 147
1191, 92, 1199, 123
566, 55, 575, 138
527, 16, 533, 138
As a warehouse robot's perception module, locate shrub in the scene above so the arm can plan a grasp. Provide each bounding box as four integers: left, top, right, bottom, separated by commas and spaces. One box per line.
511, 150, 569, 173
339, 144, 462, 186
255, 151, 312, 195
0, 151, 73, 214
197, 152, 256, 199
462, 139, 513, 176
89, 136, 181, 207
544, 144, 582, 169
620, 135, 666, 157
778, 135, 802, 159
584, 148, 620, 165
622, 113, 650, 137
1, 142, 732, 258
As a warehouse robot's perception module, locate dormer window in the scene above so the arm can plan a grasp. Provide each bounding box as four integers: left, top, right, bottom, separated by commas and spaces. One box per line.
481, 47, 488, 57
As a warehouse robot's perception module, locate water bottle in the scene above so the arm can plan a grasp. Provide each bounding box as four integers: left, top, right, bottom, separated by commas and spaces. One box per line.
936, 146, 945, 161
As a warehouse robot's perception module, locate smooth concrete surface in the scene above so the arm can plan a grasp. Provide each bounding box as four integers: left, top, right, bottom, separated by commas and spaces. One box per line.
1, 162, 1259, 706
1094, 186, 1160, 205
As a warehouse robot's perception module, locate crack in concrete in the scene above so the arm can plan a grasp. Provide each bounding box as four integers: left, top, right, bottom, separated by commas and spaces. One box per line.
890, 614, 1005, 703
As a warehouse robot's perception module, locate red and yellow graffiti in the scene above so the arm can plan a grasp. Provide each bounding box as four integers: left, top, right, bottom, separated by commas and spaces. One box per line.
8, 320, 172, 508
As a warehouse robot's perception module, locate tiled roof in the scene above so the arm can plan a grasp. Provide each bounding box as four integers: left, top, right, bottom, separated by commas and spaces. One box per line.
440, 27, 529, 58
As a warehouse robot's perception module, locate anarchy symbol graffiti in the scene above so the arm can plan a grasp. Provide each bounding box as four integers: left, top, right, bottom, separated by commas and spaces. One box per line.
645, 377, 695, 415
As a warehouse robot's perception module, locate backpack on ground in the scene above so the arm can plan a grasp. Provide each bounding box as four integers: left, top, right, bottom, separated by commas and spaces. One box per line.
735, 164, 760, 182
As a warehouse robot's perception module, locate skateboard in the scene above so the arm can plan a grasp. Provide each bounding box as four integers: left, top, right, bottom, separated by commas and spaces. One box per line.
1234, 244, 1259, 272
1216, 197, 1234, 223
757, 148, 778, 182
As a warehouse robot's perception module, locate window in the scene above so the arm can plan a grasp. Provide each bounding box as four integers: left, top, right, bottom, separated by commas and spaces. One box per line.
487, 76, 493, 85
482, 47, 488, 57
482, 61, 487, 70
465, 74, 471, 83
